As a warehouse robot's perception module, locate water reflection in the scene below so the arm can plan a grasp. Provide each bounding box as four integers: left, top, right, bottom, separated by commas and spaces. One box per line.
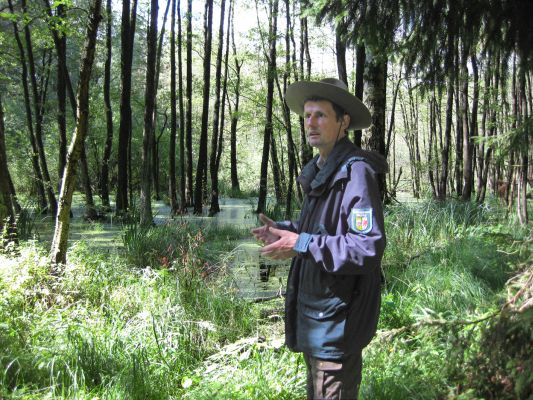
31, 198, 290, 299
230, 240, 290, 300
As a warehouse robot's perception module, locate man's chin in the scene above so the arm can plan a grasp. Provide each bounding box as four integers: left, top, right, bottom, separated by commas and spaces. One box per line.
307, 137, 321, 146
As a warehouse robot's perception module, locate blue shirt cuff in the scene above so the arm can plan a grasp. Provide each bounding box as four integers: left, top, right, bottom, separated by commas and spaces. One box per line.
293, 232, 313, 254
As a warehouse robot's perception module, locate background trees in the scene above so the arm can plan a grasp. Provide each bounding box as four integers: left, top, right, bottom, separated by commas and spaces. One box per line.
0, 0, 530, 258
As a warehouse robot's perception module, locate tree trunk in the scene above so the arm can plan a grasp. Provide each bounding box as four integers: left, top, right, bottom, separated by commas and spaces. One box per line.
335, 20, 348, 85
299, 13, 313, 165
178, 0, 186, 210
116, 0, 138, 215
439, 78, 454, 200
476, 56, 492, 202
466, 53, 479, 201
364, 51, 388, 201
209, 0, 227, 216
139, 0, 158, 226
229, 12, 241, 194
214, 0, 232, 202
8, 0, 48, 212
22, 0, 57, 215
79, 148, 97, 219
56, 28, 97, 221
461, 43, 473, 201
43, 0, 68, 192
517, 61, 529, 225
270, 130, 283, 204
193, 0, 214, 215
428, 94, 437, 198
454, 52, 463, 197
283, 0, 298, 217
256, 0, 278, 214
169, 0, 179, 214
50, 0, 102, 267
353, 44, 366, 147
477, 52, 500, 203
101, 0, 113, 210
185, 0, 194, 206
0, 94, 17, 242
151, 0, 171, 203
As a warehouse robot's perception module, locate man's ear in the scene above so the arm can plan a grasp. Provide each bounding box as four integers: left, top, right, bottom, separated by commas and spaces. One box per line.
342, 114, 351, 130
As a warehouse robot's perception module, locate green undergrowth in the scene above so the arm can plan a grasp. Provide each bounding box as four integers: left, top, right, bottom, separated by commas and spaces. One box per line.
0, 199, 531, 399
0, 227, 256, 399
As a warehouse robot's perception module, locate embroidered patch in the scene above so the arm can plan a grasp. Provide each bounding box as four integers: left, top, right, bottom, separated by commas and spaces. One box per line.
349, 207, 373, 234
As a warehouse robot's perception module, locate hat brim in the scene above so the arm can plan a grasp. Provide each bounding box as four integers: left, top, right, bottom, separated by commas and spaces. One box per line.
285, 81, 372, 130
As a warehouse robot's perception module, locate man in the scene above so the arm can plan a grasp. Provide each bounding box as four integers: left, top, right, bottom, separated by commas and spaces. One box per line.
252, 78, 387, 399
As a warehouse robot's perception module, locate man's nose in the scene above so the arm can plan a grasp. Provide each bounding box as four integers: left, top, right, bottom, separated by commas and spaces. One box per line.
306, 115, 317, 127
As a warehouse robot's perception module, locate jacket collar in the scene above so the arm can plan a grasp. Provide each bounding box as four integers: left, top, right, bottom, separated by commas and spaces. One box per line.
297, 136, 357, 196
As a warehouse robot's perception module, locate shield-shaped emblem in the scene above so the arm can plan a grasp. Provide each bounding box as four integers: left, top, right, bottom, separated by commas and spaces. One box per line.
349, 207, 373, 234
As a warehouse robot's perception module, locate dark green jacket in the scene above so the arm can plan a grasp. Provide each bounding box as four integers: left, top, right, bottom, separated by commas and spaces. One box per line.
278, 137, 387, 360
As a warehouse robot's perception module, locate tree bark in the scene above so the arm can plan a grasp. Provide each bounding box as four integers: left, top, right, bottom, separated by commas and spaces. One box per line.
453, 45, 463, 197
193, 0, 214, 214
8, 0, 48, 212
335, 19, 348, 85
364, 51, 388, 201
21, 0, 57, 215
209, 0, 227, 216
139, 0, 159, 226
178, 0, 186, 210
214, 0, 232, 202
283, 0, 298, 217
100, 0, 113, 210
517, 61, 529, 225
256, 0, 278, 214
151, 0, 171, 202
229, 9, 241, 194
0, 93, 17, 242
169, 0, 179, 214
299, 13, 313, 165
50, 0, 102, 267
270, 130, 284, 204
116, 0, 138, 215
185, 0, 194, 206
353, 44, 366, 147
43, 0, 68, 192
79, 148, 97, 219
461, 43, 474, 201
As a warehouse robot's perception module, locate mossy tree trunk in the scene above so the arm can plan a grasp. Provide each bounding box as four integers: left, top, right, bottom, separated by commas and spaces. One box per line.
50, 0, 102, 267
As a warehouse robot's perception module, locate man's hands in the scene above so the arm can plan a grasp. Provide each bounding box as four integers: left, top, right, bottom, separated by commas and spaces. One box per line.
251, 214, 278, 244
251, 213, 298, 260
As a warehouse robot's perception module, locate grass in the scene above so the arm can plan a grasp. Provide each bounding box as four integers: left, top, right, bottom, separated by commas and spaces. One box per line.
0, 198, 531, 399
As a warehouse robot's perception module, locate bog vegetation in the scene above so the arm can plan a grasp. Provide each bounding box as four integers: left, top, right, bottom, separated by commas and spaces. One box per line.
0, 199, 531, 399
0, 0, 532, 398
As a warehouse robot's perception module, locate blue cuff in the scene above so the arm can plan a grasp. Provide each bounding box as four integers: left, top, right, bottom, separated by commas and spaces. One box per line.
293, 232, 313, 254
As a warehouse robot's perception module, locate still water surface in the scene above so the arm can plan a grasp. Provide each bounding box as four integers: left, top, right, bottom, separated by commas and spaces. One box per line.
31, 198, 291, 300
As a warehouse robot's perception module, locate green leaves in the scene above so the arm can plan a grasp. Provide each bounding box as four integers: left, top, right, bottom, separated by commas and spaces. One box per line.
0, 12, 18, 23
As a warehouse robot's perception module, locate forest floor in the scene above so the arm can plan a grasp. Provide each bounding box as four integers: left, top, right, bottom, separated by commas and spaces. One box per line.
1, 196, 532, 399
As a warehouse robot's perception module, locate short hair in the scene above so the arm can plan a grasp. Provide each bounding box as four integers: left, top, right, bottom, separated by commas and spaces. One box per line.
303, 96, 347, 122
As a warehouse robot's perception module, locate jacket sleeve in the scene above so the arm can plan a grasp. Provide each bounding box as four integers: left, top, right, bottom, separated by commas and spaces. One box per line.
294, 161, 385, 275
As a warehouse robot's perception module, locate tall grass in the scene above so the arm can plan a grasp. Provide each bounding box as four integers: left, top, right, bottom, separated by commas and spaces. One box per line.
0, 199, 530, 399
183, 200, 530, 399
0, 223, 257, 399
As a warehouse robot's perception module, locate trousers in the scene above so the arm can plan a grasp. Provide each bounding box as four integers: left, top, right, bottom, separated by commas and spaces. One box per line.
304, 350, 362, 400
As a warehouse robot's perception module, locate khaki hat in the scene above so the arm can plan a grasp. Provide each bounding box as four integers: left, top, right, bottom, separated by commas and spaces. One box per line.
285, 78, 372, 130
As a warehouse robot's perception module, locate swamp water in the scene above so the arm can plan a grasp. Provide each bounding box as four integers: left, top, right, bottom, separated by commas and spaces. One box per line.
30, 198, 291, 301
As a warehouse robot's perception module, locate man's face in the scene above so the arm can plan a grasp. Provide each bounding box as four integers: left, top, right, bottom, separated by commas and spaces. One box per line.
303, 100, 349, 159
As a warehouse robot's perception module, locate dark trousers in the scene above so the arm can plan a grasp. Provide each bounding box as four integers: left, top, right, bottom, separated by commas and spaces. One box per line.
304, 351, 362, 400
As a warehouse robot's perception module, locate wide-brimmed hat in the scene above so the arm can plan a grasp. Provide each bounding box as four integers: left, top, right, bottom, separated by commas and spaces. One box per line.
285, 78, 371, 130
